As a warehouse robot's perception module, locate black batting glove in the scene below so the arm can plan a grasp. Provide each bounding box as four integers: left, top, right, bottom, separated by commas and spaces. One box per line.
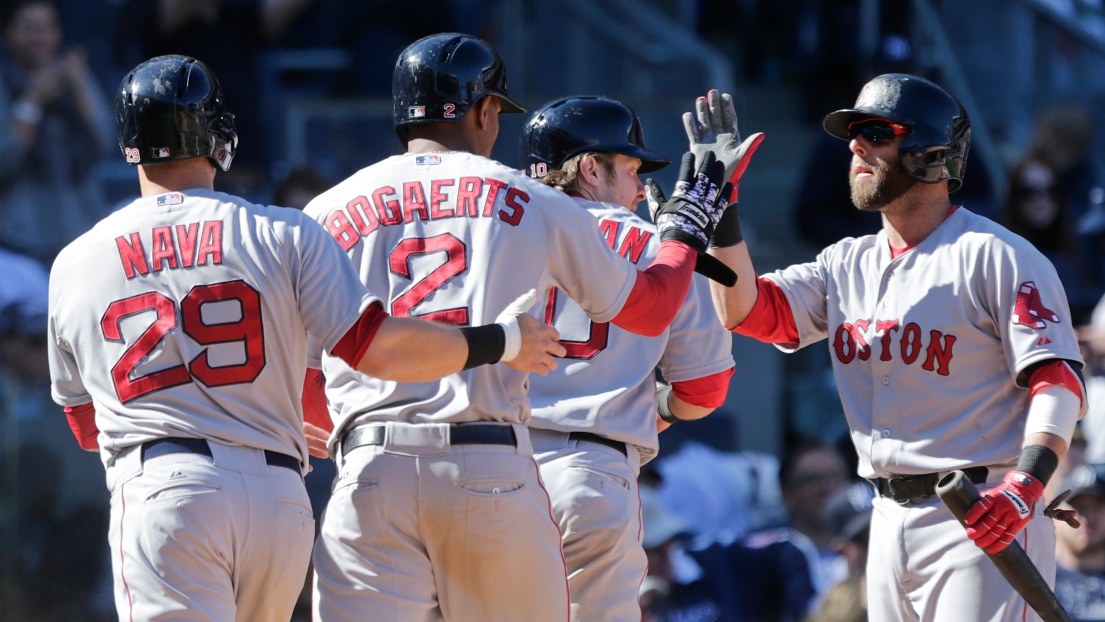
646, 151, 727, 253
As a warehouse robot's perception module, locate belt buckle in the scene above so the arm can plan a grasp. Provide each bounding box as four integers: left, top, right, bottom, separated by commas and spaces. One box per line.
887, 475, 930, 506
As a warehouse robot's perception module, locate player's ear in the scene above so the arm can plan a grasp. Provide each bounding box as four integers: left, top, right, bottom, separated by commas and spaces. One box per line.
473, 95, 500, 131
578, 154, 601, 189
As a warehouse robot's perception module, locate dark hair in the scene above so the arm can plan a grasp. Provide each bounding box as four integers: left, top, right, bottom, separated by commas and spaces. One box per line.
2, 0, 57, 32
778, 439, 844, 488
1004, 156, 1073, 254
273, 167, 332, 209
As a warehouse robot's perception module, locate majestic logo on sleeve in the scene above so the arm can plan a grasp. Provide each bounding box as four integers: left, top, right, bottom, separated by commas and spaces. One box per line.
1012, 281, 1060, 329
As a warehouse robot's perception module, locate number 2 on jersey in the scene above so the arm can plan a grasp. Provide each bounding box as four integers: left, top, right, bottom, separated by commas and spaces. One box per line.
100, 280, 265, 403
389, 233, 469, 324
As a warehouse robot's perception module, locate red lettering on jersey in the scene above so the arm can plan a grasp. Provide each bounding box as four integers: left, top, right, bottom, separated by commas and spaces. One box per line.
372, 186, 403, 225
619, 227, 653, 263
176, 223, 199, 268
402, 181, 429, 223
429, 179, 455, 219
922, 331, 956, 376
599, 220, 619, 249
483, 178, 507, 217
151, 226, 180, 272
876, 320, 900, 361
456, 177, 483, 217
197, 221, 223, 266
325, 210, 360, 251
834, 322, 857, 363
852, 319, 872, 361
347, 196, 379, 236
116, 232, 149, 279
500, 188, 528, 226
900, 322, 922, 364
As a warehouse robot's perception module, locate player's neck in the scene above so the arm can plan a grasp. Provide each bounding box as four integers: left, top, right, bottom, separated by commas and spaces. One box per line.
881, 188, 954, 249
138, 160, 216, 197
405, 120, 491, 157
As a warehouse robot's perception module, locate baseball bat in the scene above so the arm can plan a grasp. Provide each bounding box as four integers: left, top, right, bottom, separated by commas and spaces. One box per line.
935, 470, 1073, 622
694, 253, 737, 287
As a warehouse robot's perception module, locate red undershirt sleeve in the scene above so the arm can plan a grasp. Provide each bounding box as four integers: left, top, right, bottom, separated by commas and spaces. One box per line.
733, 277, 800, 347
1028, 360, 1085, 408
301, 368, 333, 433
671, 367, 735, 409
611, 241, 696, 337
330, 302, 389, 370
64, 402, 99, 451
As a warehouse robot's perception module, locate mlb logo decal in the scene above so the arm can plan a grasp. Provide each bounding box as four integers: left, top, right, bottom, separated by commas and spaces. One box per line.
1012, 281, 1060, 329
415, 155, 441, 165
157, 193, 184, 206
152, 147, 171, 159
408, 106, 426, 118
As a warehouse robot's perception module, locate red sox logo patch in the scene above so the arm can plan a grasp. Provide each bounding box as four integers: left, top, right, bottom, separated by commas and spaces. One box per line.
1012, 281, 1059, 329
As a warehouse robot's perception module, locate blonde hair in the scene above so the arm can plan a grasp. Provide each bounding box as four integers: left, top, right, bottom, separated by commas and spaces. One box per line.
540, 152, 617, 193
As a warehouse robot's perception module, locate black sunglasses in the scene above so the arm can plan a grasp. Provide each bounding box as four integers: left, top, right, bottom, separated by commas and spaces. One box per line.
847, 120, 909, 144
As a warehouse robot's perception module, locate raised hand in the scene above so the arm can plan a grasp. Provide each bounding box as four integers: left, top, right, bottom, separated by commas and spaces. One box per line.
646, 151, 727, 253
683, 89, 764, 204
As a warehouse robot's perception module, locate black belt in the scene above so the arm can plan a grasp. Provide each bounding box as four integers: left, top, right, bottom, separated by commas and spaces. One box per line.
140, 437, 301, 473
341, 424, 517, 457
871, 466, 990, 505
568, 432, 628, 457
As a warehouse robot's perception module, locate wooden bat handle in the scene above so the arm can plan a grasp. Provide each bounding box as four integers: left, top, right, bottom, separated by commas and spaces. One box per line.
935, 470, 1073, 622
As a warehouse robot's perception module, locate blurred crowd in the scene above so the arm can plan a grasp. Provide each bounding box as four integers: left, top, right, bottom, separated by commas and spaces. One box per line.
5, 0, 1105, 620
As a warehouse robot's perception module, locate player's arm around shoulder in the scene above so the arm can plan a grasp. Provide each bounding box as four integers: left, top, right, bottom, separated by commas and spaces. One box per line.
348, 290, 566, 383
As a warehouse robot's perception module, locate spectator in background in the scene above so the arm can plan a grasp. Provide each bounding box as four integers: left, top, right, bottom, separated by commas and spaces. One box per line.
639, 483, 817, 622
823, 481, 874, 580
273, 165, 332, 210
1003, 155, 1100, 321
1053, 463, 1105, 621
0, 245, 51, 420
1080, 296, 1105, 464
0, 0, 114, 265
120, 0, 316, 186
804, 575, 867, 622
774, 440, 851, 595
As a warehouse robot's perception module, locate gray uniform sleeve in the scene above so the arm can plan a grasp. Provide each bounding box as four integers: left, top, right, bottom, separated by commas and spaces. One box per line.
763, 247, 835, 352
658, 273, 735, 382
537, 186, 638, 323
980, 238, 1084, 385
292, 213, 380, 355
47, 250, 90, 406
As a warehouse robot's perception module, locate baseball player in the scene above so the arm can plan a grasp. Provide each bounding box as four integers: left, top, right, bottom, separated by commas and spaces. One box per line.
701, 76, 1087, 621
302, 33, 730, 622
46, 55, 561, 622
518, 95, 737, 621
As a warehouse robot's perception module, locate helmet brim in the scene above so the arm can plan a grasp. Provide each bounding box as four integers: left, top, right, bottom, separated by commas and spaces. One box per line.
822, 108, 913, 140
498, 95, 527, 115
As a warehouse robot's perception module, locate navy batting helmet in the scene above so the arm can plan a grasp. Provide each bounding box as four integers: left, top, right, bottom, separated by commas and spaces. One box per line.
392, 33, 525, 143
115, 55, 237, 171
823, 73, 970, 192
520, 96, 670, 179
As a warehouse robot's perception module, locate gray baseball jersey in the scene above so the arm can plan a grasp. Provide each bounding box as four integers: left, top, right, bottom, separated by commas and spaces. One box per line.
528, 198, 734, 464
48, 188, 377, 467
763, 207, 1084, 479
302, 152, 639, 440
47, 187, 377, 622
304, 151, 652, 622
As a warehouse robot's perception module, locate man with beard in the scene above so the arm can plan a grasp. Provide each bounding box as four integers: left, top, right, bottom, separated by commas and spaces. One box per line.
698, 75, 1087, 621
